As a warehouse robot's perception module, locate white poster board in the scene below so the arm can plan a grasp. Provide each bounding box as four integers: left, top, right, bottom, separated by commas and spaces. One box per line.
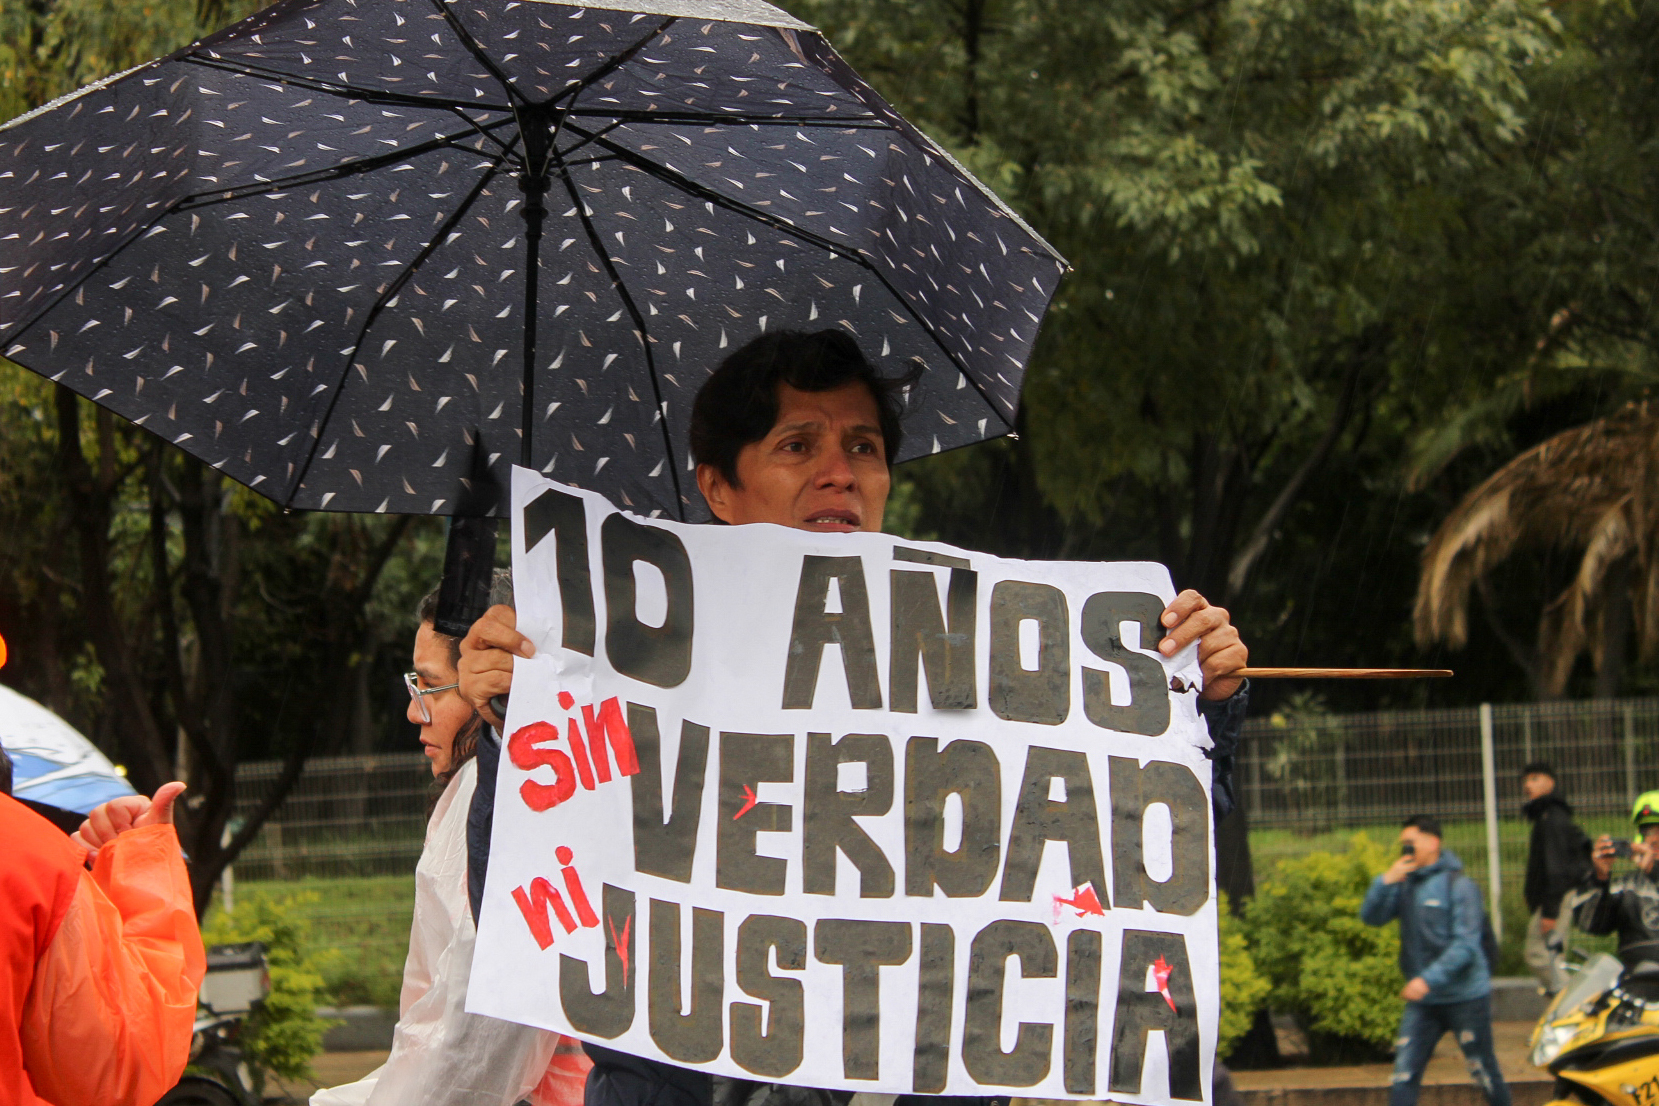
468, 467, 1220, 1103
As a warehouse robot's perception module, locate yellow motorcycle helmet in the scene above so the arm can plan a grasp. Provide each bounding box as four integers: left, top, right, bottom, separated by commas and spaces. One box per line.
1633, 790, 1659, 828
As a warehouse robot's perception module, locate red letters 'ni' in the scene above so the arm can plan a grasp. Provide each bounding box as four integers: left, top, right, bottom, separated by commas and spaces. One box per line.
511, 877, 578, 950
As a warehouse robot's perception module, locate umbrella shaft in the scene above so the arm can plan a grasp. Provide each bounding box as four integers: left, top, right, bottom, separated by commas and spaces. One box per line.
517, 106, 556, 471
521, 198, 544, 469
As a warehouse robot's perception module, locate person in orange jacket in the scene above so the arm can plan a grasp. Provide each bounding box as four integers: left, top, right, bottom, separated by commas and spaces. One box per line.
1, 756, 206, 1106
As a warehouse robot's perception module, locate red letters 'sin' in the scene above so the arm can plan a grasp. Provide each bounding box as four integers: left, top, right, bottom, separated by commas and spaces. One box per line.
567, 717, 597, 791
512, 877, 578, 950
582, 697, 638, 782
508, 721, 577, 811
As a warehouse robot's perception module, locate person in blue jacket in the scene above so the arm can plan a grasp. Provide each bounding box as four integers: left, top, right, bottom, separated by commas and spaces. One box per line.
1360, 815, 1509, 1106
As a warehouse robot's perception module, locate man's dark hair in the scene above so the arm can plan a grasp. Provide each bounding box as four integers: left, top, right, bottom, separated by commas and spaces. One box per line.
1521, 761, 1556, 782
416, 569, 515, 666
1402, 814, 1442, 839
689, 329, 913, 486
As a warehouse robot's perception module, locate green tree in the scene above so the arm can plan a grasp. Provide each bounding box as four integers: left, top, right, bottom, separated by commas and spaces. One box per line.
791, 0, 1556, 611
1401, 0, 1659, 698
1244, 833, 1403, 1057
202, 890, 338, 1085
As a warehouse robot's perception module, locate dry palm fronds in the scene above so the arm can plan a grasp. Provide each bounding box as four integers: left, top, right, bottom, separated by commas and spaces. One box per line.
1414, 402, 1659, 696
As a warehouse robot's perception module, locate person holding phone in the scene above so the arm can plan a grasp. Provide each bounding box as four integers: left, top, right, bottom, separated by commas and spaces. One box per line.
1360, 815, 1509, 1106
1577, 791, 1659, 972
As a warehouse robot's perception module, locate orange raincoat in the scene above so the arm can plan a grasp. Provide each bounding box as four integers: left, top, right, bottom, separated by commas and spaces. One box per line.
1, 792, 206, 1106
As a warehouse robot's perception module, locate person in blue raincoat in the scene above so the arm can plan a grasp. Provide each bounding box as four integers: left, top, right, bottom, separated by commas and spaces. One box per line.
1361, 815, 1509, 1106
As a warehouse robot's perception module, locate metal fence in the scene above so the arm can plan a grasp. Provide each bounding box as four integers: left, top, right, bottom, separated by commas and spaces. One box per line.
1238, 696, 1659, 942
228, 753, 435, 997
233, 752, 434, 882
228, 696, 1659, 986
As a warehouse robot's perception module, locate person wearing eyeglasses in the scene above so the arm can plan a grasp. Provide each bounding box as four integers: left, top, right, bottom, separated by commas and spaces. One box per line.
310, 582, 589, 1106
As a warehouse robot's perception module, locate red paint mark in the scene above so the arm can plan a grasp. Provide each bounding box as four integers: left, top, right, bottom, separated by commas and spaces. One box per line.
1152, 955, 1176, 1012
582, 697, 638, 782
1053, 882, 1106, 918
608, 913, 632, 986
734, 783, 759, 820
512, 877, 577, 949
567, 717, 596, 791
507, 722, 576, 811
558, 691, 575, 711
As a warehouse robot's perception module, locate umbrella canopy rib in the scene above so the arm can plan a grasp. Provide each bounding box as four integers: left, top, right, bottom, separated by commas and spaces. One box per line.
183, 55, 514, 112
561, 111, 885, 128
423, 0, 535, 108
8, 119, 515, 354
551, 141, 684, 512
288, 159, 509, 506
563, 120, 1016, 433
544, 17, 675, 114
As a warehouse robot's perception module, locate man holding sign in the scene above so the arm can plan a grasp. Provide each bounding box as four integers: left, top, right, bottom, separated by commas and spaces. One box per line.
458, 330, 1250, 1106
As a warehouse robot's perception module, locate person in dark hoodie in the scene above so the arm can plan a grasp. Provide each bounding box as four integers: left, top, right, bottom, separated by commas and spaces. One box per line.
1520, 763, 1589, 995
1361, 815, 1509, 1106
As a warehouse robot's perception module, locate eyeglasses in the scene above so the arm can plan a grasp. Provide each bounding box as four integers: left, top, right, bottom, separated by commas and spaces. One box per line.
404, 672, 460, 724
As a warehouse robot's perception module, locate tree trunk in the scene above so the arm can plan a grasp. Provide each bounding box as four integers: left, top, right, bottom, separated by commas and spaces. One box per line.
1595, 555, 1632, 699
54, 386, 171, 791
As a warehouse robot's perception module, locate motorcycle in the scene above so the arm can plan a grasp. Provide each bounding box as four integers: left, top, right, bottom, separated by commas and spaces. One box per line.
1530, 951, 1659, 1106
156, 942, 271, 1106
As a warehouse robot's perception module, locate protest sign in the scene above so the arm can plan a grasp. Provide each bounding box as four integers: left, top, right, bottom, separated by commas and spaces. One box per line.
468, 467, 1220, 1103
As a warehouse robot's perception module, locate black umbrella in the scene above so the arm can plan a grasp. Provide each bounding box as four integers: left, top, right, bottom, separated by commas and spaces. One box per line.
0, 0, 1064, 528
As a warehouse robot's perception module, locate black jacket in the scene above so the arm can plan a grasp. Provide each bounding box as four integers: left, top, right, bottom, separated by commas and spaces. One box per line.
1522, 792, 1589, 919
1574, 866, 1659, 971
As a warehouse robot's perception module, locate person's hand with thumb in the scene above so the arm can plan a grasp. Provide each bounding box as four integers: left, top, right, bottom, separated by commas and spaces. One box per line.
72, 781, 187, 855
136, 781, 187, 828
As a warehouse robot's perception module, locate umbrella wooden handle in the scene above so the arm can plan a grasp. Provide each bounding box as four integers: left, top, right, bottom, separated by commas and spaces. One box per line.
1234, 667, 1453, 679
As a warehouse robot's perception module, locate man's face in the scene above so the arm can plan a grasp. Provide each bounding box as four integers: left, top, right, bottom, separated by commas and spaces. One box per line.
1643, 824, 1659, 849
697, 381, 890, 533
1399, 825, 1441, 866
1522, 772, 1555, 801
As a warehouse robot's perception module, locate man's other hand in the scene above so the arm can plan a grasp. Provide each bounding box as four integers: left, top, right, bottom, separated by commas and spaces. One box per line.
1593, 835, 1617, 882
1159, 590, 1247, 701
1540, 917, 1556, 933
72, 781, 186, 854
1401, 977, 1430, 1002
459, 604, 533, 729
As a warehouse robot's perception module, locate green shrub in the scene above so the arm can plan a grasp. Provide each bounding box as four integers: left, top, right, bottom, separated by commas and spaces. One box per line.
1218, 894, 1271, 1058
1244, 833, 1403, 1059
202, 890, 340, 1085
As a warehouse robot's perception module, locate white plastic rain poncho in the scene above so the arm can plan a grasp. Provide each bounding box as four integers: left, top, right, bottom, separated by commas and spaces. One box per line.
311, 758, 588, 1106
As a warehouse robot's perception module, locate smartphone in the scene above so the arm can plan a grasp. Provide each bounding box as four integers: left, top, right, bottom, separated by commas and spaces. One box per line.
1612, 838, 1634, 859
1401, 842, 1416, 857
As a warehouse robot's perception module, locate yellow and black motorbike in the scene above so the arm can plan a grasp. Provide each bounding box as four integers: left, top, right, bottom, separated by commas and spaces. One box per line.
1531, 953, 1659, 1106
